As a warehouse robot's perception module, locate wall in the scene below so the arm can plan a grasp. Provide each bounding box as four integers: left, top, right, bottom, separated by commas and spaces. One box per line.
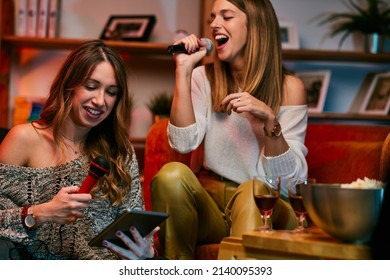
272, 0, 390, 113
9, 0, 390, 137
9, 0, 200, 137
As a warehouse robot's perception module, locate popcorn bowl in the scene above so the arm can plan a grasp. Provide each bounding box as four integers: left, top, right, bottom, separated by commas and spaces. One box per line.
301, 183, 384, 244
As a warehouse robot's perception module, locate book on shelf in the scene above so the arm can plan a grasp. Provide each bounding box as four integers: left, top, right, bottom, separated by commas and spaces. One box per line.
14, 0, 60, 38
26, 0, 38, 37
37, 0, 49, 37
13, 96, 45, 125
27, 102, 44, 122
47, 0, 60, 38
14, 0, 28, 36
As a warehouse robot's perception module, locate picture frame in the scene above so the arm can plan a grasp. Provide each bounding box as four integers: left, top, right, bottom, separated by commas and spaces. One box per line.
279, 21, 299, 50
359, 72, 390, 115
349, 72, 378, 113
294, 70, 331, 113
100, 15, 156, 41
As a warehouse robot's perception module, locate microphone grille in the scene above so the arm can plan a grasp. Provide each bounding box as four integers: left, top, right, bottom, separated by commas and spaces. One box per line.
93, 156, 110, 170
200, 38, 214, 55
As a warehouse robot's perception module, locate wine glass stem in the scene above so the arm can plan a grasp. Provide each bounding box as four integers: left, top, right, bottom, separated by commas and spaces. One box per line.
266, 216, 272, 230
261, 210, 273, 230
261, 215, 267, 228
296, 213, 305, 230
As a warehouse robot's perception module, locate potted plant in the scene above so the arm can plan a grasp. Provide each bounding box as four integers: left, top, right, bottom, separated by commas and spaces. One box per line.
147, 91, 173, 122
317, 0, 390, 52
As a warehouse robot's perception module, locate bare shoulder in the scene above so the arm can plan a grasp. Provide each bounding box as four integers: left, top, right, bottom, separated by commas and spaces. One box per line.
282, 74, 307, 106
0, 123, 40, 165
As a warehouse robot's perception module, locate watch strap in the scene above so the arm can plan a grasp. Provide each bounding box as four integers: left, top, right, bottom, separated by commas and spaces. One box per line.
264, 122, 282, 137
21, 205, 37, 231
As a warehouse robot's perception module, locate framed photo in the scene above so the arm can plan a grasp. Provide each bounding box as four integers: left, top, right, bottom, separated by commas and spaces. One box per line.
279, 21, 299, 50
100, 15, 156, 41
349, 72, 378, 113
359, 72, 390, 115
295, 70, 331, 113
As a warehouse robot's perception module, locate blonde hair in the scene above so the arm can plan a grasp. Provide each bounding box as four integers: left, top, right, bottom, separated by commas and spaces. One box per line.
207, 0, 284, 113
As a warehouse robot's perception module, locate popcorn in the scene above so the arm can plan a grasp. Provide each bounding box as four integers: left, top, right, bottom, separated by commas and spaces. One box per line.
341, 177, 384, 189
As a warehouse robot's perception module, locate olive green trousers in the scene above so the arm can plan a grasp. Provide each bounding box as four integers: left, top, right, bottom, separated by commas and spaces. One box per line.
150, 162, 296, 260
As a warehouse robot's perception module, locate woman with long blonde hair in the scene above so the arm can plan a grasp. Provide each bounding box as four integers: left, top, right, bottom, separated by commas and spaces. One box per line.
151, 0, 308, 259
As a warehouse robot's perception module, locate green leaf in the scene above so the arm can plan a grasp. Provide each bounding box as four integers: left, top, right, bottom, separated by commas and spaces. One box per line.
147, 92, 173, 116
316, 0, 390, 47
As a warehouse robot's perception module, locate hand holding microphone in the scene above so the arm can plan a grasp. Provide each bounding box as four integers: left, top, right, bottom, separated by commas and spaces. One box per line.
168, 38, 214, 56
78, 156, 110, 193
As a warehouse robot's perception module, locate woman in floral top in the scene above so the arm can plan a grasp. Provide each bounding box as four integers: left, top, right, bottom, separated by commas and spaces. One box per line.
0, 40, 158, 260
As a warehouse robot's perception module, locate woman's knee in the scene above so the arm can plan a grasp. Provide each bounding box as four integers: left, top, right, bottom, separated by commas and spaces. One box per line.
151, 162, 200, 202
151, 162, 193, 190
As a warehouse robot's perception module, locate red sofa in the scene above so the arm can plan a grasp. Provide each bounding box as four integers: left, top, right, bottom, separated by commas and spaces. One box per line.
143, 118, 390, 259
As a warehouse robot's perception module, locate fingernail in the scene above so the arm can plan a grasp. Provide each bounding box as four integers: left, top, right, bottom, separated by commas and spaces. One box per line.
116, 230, 122, 237
102, 240, 108, 246
130, 226, 135, 232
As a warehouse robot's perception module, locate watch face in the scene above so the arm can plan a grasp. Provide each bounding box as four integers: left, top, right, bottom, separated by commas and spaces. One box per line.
25, 215, 36, 228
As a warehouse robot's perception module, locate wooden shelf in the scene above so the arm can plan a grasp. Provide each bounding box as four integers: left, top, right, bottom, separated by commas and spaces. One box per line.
1, 36, 171, 56
2, 36, 390, 63
309, 112, 390, 123
282, 49, 390, 63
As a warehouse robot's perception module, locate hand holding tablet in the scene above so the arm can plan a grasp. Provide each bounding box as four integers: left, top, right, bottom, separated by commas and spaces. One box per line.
89, 209, 168, 248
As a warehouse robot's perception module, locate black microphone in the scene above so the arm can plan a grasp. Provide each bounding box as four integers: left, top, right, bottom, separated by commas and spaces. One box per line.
167, 38, 214, 55
78, 156, 110, 193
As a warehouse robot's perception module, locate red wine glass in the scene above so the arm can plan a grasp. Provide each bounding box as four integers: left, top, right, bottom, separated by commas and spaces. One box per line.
253, 176, 281, 231
287, 177, 316, 233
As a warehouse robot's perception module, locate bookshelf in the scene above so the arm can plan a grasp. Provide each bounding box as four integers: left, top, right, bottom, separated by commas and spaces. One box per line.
3, 35, 390, 63
1, 36, 171, 56
1, 0, 390, 128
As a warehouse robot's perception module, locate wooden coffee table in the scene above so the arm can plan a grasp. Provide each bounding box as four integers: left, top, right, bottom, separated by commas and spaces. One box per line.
217, 227, 371, 260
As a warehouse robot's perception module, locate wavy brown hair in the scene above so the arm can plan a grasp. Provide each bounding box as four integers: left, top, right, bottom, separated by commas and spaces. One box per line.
34, 40, 133, 206
207, 0, 284, 114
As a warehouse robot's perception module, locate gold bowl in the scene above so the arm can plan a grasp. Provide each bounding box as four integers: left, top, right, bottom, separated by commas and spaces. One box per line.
302, 183, 384, 243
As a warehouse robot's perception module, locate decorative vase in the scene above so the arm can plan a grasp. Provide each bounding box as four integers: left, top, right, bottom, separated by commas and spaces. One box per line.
363, 33, 385, 54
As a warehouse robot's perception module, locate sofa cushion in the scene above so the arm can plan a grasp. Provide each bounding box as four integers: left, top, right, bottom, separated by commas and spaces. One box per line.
307, 140, 384, 183
195, 243, 220, 260
143, 118, 191, 210
380, 133, 390, 180
305, 123, 389, 142
305, 123, 390, 183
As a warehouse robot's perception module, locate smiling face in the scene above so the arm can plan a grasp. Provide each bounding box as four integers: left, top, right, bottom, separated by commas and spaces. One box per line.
70, 61, 119, 128
210, 0, 248, 66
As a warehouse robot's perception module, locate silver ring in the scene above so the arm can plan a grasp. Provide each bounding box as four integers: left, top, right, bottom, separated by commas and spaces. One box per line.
237, 97, 241, 102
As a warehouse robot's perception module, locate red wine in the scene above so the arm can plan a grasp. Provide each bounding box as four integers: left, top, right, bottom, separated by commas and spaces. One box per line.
254, 194, 278, 212
289, 195, 306, 214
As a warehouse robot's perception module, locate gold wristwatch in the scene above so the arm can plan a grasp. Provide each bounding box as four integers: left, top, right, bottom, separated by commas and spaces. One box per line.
264, 122, 282, 137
